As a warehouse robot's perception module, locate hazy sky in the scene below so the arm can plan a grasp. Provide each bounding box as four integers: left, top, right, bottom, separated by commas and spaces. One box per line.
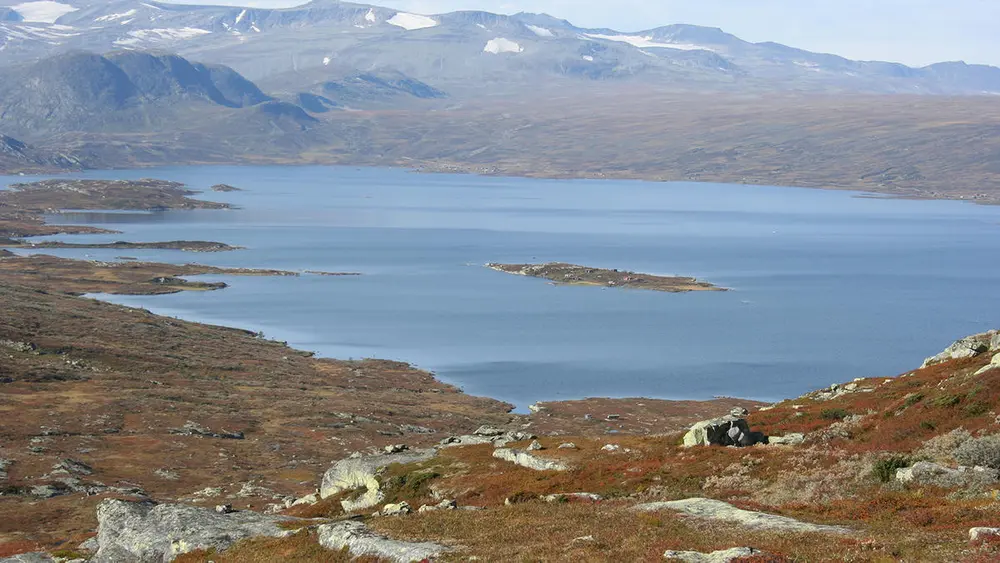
176, 0, 1000, 67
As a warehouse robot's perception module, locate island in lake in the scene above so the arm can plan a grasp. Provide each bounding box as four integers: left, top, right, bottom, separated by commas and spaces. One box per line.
487, 262, 727, 293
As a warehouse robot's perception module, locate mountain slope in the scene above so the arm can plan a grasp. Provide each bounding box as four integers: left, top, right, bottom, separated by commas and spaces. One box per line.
0, 0, 998, 96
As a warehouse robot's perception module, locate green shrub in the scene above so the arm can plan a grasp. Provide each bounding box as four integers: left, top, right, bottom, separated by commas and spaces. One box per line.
903, 393, 925, 408
954, 435, 1000, 469
821, 408, 849, 421
930, 395, 962, 408
965, 402, 990, 417
920, 420, 937, 431
872, 456, 912, 483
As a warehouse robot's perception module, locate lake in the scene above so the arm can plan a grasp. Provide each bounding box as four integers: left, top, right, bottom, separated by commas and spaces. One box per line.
4, 166, 1000, 411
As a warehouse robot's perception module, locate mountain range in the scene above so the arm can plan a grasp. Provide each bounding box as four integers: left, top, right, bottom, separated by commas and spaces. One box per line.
0, 1, 998, 204
1, 0, 999, 96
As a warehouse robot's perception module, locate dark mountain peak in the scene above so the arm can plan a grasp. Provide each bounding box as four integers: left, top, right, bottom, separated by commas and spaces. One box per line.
0, 133, 27, 155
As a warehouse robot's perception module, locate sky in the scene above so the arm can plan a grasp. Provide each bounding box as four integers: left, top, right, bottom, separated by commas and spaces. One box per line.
175, 0, 1000, 67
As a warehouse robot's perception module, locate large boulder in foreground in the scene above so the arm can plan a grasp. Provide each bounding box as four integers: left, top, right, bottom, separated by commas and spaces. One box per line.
922, 330, 999, 368
319, 449, 436, 512
318, 521, 447, 562
682, 415, 764, 448
92, 499, 300, 562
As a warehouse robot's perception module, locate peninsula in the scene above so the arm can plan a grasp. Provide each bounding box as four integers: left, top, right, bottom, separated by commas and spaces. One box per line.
487, 262, 726, 293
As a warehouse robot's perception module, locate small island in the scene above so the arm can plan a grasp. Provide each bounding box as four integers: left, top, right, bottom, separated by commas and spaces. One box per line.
486, 262, 727, 293
211, 183, 243, 192
0, 240, 242, 253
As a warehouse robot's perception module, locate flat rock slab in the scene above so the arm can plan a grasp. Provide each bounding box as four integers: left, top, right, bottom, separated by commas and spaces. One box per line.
664, 547, 763, 562
0, 554, 55, 563
634, 498, 852, 535
493, 448, 570, 471
92, 499, 302, 562
318, 521, 447, 562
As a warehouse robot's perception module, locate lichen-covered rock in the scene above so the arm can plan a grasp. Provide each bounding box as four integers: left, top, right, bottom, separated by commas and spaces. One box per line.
91, 499, 301, 562
0, 553, 55, 563
319, 449, 436, 512
635, 498, 852, 534
768, 433, 805, 446
970, 527, 1000, 543
493, 448, 570, 471
664, 547, 764, 562
975, 353, 1000, 376
896, 461, 1000, 489
542, 492, 602, 503
682, 416, 763, 448
317, 521, 447, 562
922, 331, 998, 368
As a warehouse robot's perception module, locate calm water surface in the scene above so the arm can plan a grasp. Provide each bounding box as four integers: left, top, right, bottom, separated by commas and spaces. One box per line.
4, 166, 1000, 410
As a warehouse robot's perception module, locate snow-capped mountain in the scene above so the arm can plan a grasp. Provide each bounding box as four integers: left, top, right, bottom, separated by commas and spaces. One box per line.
1, 0, 998, 96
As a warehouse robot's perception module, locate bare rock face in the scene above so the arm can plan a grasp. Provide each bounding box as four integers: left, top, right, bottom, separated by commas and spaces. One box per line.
0, 554, 55, 563
319, 449, 436, 512
492, 448, 570, 471
664, 547, 764, 562
317, 521, 447, 562
922, 331, 999, 368
896, 461, 1000, 489
91, 499, 301, 562
634, 498, 852, 535
682, 416, 764, 448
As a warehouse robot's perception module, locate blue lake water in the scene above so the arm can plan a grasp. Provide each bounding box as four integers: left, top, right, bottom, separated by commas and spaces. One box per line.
4, 166, 1000, 411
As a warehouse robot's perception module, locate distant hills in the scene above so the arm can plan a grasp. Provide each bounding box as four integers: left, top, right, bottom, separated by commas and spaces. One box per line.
0, 0, 998, 95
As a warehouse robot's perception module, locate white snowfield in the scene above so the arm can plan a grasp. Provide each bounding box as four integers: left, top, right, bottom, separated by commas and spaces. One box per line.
114, 27, 211, 46
11, 1, 78, 23
387, 12, 438, 31
95, 9, 137, 23
585, 33, 713, 52
526, 24, 553, 37
364, 8, 376, 23
484, 37, 523, 54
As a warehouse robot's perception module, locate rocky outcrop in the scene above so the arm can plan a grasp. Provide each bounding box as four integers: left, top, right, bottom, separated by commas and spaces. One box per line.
542, 492, 602, 502
440, 427, 536, 449
682, 416, 764, 448
768, 433, 805, 446
0, 554, 55, 563
492, 448, 570, 471
895, 461, 1000, 489
970, 527, 1000, 543
922, 331, 999, 368
975, 352, 1000, 376
317, 521, 448, 562
634, 498, 852, 534
663, 547, 766, 562
319, 449, 436, 512
169, 421, 244, 440
91, 499, 300, 562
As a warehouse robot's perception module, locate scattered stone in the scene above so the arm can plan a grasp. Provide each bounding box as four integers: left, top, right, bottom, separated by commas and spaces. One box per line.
384, 444, 409, 454
381, 501, 412, 517
49, 459, 93, 477
542, 493, 602, 503
606, 414, 621, 421
601, 444, 621, 452
922, 331, 998, 368
319, 449, 436, 512
215, 504, 234, 514
91, 499, 301, 562
169, 421, 244, 440
558, 443, 578, 450
237, 482, 276, 499
154, 468, 179, 481
572, 535, 596, 543
634, 498, 852, 534
895, 461, 1000, 489
191, 486, 223, 498
0, 458, 11, 480
438, 435, 495, 447
527, 440, 544, 451
318, 521, 448, 562
290, 493, 319, 507
682, 416, 764, 448
663, 547, 765, 562
768, 433, 806, 446
528, 403, 548, 414
493, 448, 570, 471
418, 499, 456, 513
30, 484, 67, 499
730, 407, 750, 417
473, 426, 505, 437
970, 527, 1000, 543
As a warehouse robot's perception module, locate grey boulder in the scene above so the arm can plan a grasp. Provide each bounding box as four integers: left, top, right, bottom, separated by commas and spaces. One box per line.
683, 416, 764, 448
493, 448, 570, 471
91, 499, 301, 562
664, 547, 764, 562
319, 449, 436, 512
318, 521, 447, 562
922, 331, 999, 368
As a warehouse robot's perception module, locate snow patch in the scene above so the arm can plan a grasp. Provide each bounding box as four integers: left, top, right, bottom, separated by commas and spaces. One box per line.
364, 8, 376, 23
12, 1, 78, 24
387, 12, 437, 31
95, 9, 136, 23
585, 33, 712, 52
251, 23, 260, 32
484, 37, 522, 54
525, 24, 553, 38
475, 23, 486, 30
114, 27, 210, 46
323, 56, 331, 66
235, 9, 247, 24
582, 55, 594, 62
